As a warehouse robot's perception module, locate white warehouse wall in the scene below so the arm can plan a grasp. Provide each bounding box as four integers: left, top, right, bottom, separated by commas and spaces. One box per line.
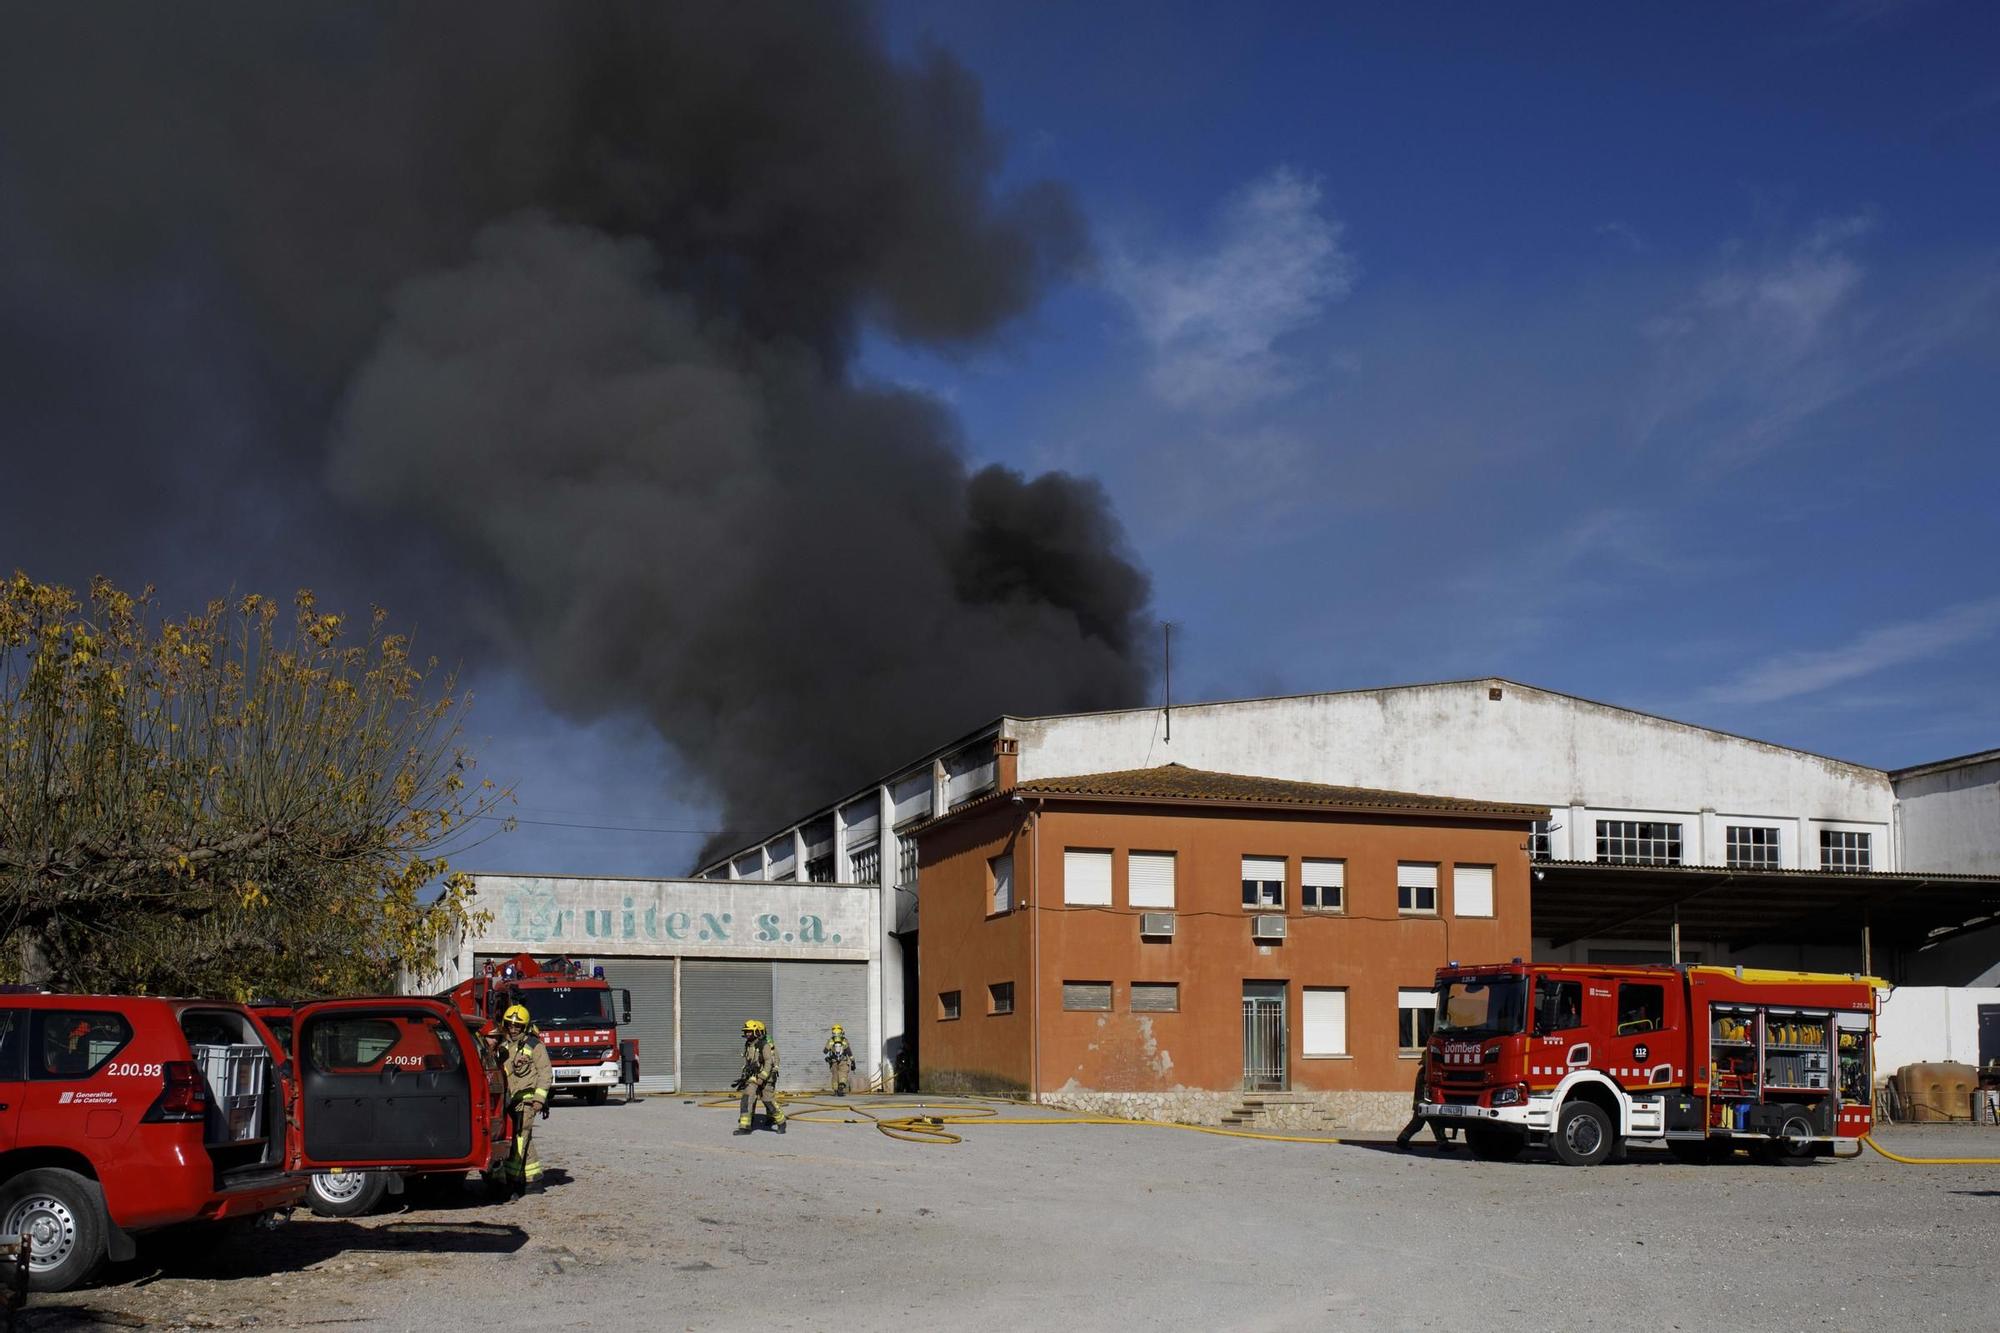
1876, 986, 2000, 1073
1896, 753, 2000, 876
1013, 680, 1896, 867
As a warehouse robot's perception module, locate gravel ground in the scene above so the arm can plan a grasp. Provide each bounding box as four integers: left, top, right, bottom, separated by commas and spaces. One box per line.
25, 1098, 2000, 1332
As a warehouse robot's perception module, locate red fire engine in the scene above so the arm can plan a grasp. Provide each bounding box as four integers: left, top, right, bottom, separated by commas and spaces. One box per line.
1416, 962, 1881, 1165
442, 954, 638, 1105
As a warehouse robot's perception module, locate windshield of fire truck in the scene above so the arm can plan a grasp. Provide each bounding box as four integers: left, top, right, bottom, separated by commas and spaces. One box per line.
518, 987, 615, 1028
1437, 977, 1528, 1036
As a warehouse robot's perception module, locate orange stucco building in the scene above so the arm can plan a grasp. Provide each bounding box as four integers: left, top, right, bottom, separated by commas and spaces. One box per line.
914, 765, 1543, 1127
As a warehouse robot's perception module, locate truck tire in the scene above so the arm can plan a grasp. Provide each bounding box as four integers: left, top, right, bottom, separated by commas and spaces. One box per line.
1465, 1125, 1525, 1162
1551, 1099, 1616, 1167
1754, 1114, 1818, 1166
0, 1167, 109, 1292
585, 1086, 610, 1106
307, 1171, 391, 1218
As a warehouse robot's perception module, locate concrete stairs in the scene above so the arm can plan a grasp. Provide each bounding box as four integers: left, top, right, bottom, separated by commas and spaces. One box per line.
1219, 1092, 1345, 1130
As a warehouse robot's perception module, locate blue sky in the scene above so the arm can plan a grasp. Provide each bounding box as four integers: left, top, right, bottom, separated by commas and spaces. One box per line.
288, 4, 2000, 874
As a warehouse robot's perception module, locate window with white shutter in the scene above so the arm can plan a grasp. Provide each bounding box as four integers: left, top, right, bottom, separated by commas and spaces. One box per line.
1302, 858, 1344, 911
1399, 989, 1436, 1050
1241, 855, 1285, 908
1128, 851, 1176, 909
1302, 988, 1347, 1056
1453, 864, 1493, 918
1064, 849, 1112, 906
1397, 862, 1439, 915
989, 853, 1014, 915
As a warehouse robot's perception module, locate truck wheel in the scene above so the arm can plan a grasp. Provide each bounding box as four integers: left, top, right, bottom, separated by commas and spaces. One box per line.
1754, 1115, 1818, 1166
1551, 1100, 1616, 1167
1465, 1125, 1525, 1162
0, 1167, 108, 1292
308, 1171, 391, 1218
585, 1087, 610, 1106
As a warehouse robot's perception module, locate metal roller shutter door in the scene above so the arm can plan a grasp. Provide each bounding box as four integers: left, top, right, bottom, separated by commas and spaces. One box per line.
773, 962, 869, 1092
610, 958, 678, 1093
681, 960, 774, 1092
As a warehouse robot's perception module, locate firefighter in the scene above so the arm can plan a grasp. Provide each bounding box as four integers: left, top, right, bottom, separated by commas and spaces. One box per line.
823, 1023, 854, 1096
733, 1019, 785, 1134
493, 1003, 554, 1195
1394, 1047, 1457, 1153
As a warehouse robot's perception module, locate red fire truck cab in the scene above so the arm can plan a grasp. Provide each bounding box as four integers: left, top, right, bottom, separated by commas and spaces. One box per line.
1416, 962, 1882, 1166
441, 955, 637, 1105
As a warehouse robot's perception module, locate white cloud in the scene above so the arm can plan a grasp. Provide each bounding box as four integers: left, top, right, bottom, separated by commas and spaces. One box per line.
1702, 595, 2000, 705
1107, 166, 1354, 413
1632, 213, 1999, 470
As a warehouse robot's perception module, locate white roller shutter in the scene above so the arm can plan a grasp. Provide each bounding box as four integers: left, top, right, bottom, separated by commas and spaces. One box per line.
1454, 865, 1494, 917
1128, 852, 1175, 909
610, 958, 678, 1092
1302, 988, 1347, 1056
1398, 863, 1438, 888
1241, 855, 1285, 883
681, 960, 773, 1092
1064, 849, 1112, 906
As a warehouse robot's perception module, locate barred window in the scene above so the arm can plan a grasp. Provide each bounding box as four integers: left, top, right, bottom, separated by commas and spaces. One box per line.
1595, 820, 1682, 865
805, 854, 836, 884
847, 841, 880, 885
1062, 981, 1112, 1012
1820, 830, 1872, 872
1726, 825, 1780, 869
896, 833, 920, 887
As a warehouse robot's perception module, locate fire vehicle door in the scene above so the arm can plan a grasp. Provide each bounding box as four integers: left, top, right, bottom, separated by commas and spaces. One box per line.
290, 1000, 489, 1172
0, 1010, 23, 1149
1609, 979, 1677, 1085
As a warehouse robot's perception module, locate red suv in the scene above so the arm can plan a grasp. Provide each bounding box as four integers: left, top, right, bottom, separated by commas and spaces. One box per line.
0, 993, 506, 1291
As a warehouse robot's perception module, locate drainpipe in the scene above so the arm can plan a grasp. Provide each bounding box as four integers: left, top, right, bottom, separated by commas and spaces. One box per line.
1029, 799, 1042, 1104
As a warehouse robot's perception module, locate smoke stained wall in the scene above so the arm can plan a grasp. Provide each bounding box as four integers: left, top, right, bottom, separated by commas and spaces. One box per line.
0, 3, 1154, 856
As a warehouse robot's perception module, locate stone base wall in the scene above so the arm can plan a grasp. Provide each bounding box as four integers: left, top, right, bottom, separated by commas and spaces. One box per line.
1040, 1088, 1410, 1134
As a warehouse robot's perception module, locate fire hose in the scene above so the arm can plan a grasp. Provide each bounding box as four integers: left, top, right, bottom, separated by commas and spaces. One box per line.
698, 1093, 1347, 1146
1857, 1134, 2000, 1166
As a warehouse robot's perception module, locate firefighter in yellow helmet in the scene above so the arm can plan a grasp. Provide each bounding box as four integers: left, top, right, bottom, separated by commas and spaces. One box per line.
493, 1003, 554, 1195
733, 1019, 784, 1134
822, 1023, 854, 1096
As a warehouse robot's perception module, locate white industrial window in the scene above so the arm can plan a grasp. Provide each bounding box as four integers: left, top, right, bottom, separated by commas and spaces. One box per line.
847, 841, 880, 885
1128, 851, 1176, 909
1726, 825, 1781, 869
1399, 989, 1436, 1051
896, 833, 920, 888
989, 853, 1014, 915
1302, 988, 1348, 1056
1130, 982, 1179, 1013
1301, 859, 1344, 911
1062, 981, 1112, 1012
1397, 862, 1439, 915
1242, 855, 1285, 909
1528, 820, 1553, 861
1820, 830, 1872, 872
1595, 820, 1682, 865
804, 854, 835, 884
1454, 865, 1494, 918
1064, 849, 1113, 906
988, 982, 1014, 1016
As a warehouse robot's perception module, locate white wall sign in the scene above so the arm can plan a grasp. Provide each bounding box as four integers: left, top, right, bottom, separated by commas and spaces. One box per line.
469, 875, 875, 962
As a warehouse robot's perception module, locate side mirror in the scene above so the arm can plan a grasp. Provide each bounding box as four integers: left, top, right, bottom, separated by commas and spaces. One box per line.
619, 988, 633, 1026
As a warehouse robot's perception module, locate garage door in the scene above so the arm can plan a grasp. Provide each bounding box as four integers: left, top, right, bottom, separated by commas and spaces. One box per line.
610, 958, 678, 1093
773, 961, 870, 1092
681, 960, 774, 1092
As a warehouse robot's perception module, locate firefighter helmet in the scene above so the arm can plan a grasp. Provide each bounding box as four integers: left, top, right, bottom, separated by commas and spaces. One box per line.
502, 1004, 531, 1026
742, 1019, 767, 1035
831, 1024, 844, 1034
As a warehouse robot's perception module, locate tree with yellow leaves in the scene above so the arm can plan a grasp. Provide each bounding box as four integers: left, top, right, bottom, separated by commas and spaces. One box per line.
0, 574, 510, 998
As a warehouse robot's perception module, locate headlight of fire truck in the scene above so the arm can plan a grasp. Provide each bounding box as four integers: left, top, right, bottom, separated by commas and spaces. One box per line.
1490, 1085, 1525, 1107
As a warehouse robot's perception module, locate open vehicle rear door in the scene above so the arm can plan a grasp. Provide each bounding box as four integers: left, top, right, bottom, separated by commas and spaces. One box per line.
288, 998, 501, 1173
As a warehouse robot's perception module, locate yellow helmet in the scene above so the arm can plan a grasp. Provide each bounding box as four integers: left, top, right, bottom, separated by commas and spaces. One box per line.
501, 1004, 531, 1025
831, 1024, 843, 1034
742, 1019, 766, 1034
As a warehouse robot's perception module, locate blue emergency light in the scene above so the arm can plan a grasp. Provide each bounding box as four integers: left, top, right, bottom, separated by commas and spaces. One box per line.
593, 966, 605, 979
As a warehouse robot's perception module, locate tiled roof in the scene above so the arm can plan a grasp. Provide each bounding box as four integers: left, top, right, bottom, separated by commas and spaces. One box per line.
1005, 764, 1546, 820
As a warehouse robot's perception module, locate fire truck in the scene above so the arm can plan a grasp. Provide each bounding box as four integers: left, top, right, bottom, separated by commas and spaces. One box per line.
1415, 962, 1882, 1165
442, 954, 638, 1105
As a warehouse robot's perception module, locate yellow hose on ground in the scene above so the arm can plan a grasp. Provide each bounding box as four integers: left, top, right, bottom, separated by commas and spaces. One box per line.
697, 1092, 1348, 1146
1859, 1134, 2000, 1165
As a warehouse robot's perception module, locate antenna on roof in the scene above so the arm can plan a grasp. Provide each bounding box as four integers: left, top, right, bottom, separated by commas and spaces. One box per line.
1162, 621, 1174, 744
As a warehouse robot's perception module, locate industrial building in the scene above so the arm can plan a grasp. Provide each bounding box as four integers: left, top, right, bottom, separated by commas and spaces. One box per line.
675, 679, 2000, 1121
433, 874, 881, 1094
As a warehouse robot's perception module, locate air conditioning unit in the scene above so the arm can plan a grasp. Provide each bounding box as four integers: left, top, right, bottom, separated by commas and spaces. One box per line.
1139, 912, 1176, 938
1251, 915, 1288, 941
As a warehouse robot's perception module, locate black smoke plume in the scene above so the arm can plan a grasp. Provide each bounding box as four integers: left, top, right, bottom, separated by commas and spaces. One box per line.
0, 3, 1154, 857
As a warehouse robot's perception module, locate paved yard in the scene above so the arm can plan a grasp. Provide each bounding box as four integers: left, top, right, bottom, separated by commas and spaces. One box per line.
28, 1097, 2000, 1331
